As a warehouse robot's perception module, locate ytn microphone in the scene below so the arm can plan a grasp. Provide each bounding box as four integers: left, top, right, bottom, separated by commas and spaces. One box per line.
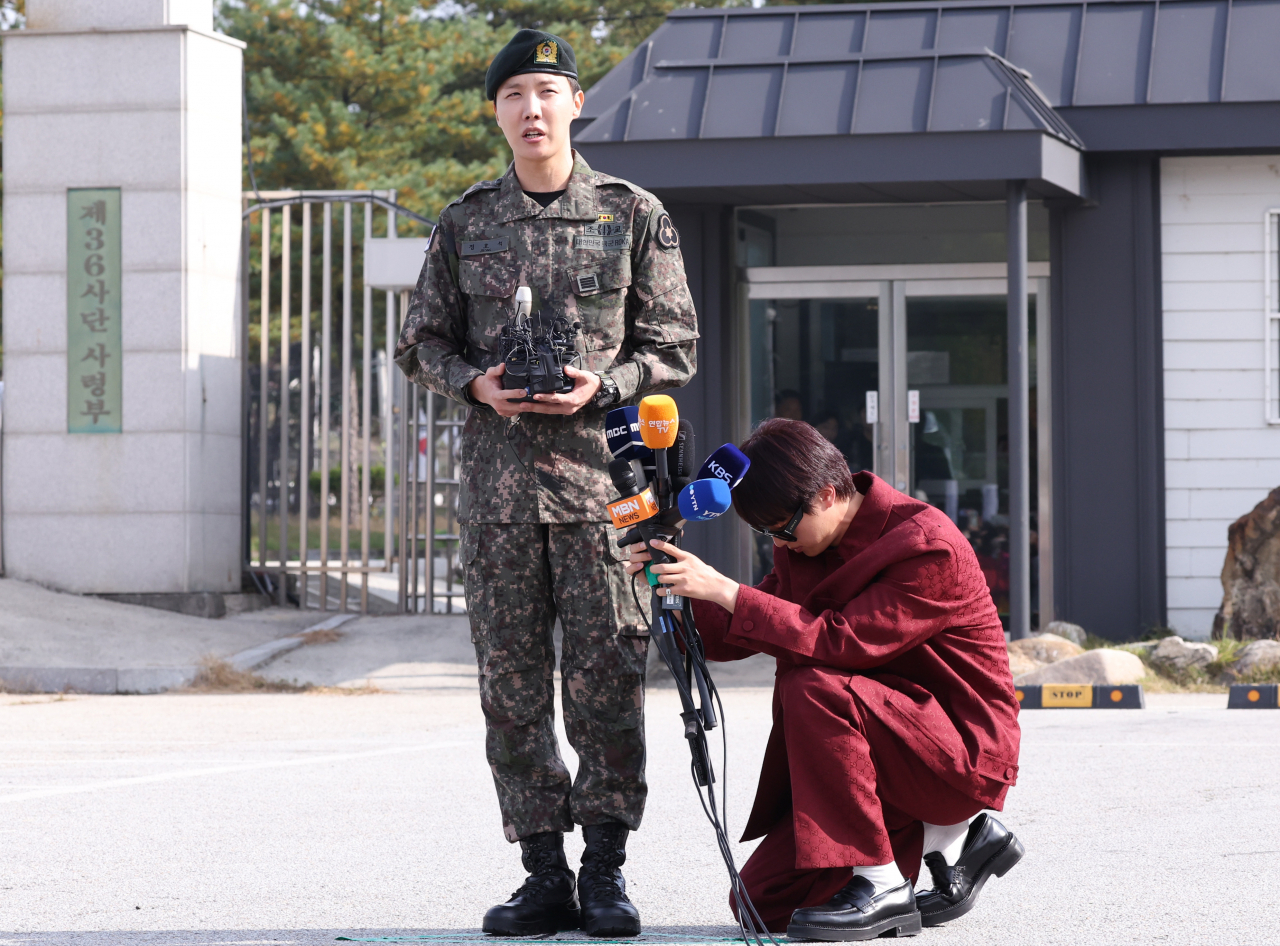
697, 443, 751, 489
677, 477, 732, 522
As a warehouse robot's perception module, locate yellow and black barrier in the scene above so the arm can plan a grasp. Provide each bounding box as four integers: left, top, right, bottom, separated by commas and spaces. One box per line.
1228, 683, 1279, 708
1015, 684, 1145, 709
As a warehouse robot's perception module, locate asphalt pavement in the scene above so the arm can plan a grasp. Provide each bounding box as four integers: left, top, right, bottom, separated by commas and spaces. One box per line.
1, 680, 1275, 945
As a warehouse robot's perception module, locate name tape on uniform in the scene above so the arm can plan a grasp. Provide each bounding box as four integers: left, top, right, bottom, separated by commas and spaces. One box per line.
575, 223, 631, 252
1015, 684, 1145, 709
607, 488, 659, 529
459, 237, 509, 257
1228, 683, 1279, 708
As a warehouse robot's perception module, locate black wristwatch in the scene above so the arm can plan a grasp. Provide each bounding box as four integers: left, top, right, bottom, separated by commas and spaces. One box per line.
591, 373, 620, 410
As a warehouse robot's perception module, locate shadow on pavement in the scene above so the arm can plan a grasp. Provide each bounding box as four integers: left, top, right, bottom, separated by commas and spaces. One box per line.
1, 925, 753, 945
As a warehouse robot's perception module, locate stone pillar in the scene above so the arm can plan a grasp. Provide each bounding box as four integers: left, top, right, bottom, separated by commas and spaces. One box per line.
2, 0, 244, 593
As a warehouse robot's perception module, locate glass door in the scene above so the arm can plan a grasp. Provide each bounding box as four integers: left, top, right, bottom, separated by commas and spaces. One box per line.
906, 295, 1038, 625
748, 295, 879, 583
742, 272, 1049, 627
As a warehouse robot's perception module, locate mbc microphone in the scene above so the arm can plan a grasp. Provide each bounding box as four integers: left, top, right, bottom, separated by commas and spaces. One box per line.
697, 443, 751, 489
605, 408, 637, 460
606, 405, 655, 487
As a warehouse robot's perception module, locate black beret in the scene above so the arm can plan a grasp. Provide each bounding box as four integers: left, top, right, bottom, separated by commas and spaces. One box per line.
485, 29, 578, 101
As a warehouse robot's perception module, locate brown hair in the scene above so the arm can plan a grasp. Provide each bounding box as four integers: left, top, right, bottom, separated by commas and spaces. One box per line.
732, 418, 855, 530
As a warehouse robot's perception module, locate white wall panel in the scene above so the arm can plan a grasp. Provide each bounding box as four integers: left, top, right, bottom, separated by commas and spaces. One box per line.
1162, 155, 1280, 639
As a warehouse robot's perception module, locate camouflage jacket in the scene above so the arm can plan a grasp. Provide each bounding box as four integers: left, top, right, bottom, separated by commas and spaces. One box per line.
395, 153, 699, 523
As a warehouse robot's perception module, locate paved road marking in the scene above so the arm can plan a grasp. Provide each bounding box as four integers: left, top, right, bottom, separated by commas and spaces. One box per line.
0, 742, 465, 804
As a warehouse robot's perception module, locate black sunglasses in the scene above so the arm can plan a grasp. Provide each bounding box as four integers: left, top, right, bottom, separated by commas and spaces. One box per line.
751, 502, 806, 543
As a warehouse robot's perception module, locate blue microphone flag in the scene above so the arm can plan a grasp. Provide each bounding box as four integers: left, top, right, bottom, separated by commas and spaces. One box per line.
605, 407, 637, 460
678, 478, 733, 522
697, 444, 750, 489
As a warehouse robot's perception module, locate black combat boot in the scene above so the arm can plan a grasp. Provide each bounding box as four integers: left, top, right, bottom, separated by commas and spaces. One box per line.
482, 831, 581, 936
578, 821, 642, 937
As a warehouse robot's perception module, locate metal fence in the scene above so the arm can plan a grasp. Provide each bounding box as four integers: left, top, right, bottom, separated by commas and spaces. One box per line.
241, 190, 467, 614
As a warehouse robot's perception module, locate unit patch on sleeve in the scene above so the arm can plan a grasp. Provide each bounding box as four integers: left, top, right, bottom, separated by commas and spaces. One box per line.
574, 222, 631, 252
459, 237, 510, 256
655, 213, 680, 249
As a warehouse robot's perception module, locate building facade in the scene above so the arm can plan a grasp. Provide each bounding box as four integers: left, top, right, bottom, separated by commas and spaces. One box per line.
575, 0, 1280, 641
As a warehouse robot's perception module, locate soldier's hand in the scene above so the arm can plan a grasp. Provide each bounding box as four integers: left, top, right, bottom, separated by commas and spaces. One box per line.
469, 363, 529, 418
524, 365, 601, 415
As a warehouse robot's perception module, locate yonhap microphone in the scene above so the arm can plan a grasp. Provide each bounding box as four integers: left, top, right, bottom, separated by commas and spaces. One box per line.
637, 395, 679, 449
638, 395, 679, 507
697, 443, 751, 489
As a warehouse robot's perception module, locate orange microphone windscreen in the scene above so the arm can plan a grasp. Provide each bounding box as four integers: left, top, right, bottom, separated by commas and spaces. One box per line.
638, 395, 679, 449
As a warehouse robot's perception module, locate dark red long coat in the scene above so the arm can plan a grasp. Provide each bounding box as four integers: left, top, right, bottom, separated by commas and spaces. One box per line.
691, 472, 1020, 868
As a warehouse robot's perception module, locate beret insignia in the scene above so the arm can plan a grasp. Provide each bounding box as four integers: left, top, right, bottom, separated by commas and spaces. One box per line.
535, 40, 559, 64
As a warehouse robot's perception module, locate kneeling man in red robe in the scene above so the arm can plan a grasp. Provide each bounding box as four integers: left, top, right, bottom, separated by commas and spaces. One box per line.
629, 418, 1024, 940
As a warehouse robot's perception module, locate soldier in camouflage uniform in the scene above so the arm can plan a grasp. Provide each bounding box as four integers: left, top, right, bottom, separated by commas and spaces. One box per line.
394, 28, 698, 938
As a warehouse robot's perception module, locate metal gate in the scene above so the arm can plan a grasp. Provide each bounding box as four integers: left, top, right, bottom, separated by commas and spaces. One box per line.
241, 190, 467, 614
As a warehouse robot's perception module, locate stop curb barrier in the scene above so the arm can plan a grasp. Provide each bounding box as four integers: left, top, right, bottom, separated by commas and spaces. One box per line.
1227, 683, 1279, 708
1014, 684, 1145, 709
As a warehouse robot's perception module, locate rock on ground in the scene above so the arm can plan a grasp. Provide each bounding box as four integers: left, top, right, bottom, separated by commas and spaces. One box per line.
1007, 650, 1042, 677
1009, 633, 1084, 665
1222, 639, 1280, 682
1043, 620, 1087, 645
1013, 649, 1145, 685
1213, 485, 1280, 640
1150, 635, 1217, 674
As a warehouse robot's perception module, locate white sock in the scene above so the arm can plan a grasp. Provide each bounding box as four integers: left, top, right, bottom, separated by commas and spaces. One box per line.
922, 818, 972, 868
852, 861, 905, 896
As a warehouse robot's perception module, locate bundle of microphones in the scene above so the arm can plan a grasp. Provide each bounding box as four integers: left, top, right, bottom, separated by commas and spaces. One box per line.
603, 397, 776, 946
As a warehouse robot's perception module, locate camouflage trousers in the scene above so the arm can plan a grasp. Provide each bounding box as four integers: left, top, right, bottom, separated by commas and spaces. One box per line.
460, 522, 649, 843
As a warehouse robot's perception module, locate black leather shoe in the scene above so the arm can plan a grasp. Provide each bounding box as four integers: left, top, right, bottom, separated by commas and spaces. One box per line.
578, 821, 642, 937
786, 876, 922, 941
482, 831, 581, 936
917, 814, 1024, 927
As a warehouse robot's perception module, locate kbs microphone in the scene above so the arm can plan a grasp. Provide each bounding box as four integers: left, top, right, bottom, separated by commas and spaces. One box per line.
638, 395, 679, 507
672, 419, 696, 492
697, 443, 751, 489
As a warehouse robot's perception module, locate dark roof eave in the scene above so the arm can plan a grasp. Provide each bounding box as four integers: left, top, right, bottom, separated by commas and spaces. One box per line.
1058, 102, 1280, 154
576, 130, 1083, 204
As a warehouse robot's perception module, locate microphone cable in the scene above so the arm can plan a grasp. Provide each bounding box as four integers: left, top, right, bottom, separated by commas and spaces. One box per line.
630, 572, 780, 946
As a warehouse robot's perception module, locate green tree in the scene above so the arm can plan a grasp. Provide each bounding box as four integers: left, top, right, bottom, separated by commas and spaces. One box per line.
218, 0, 740, 219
